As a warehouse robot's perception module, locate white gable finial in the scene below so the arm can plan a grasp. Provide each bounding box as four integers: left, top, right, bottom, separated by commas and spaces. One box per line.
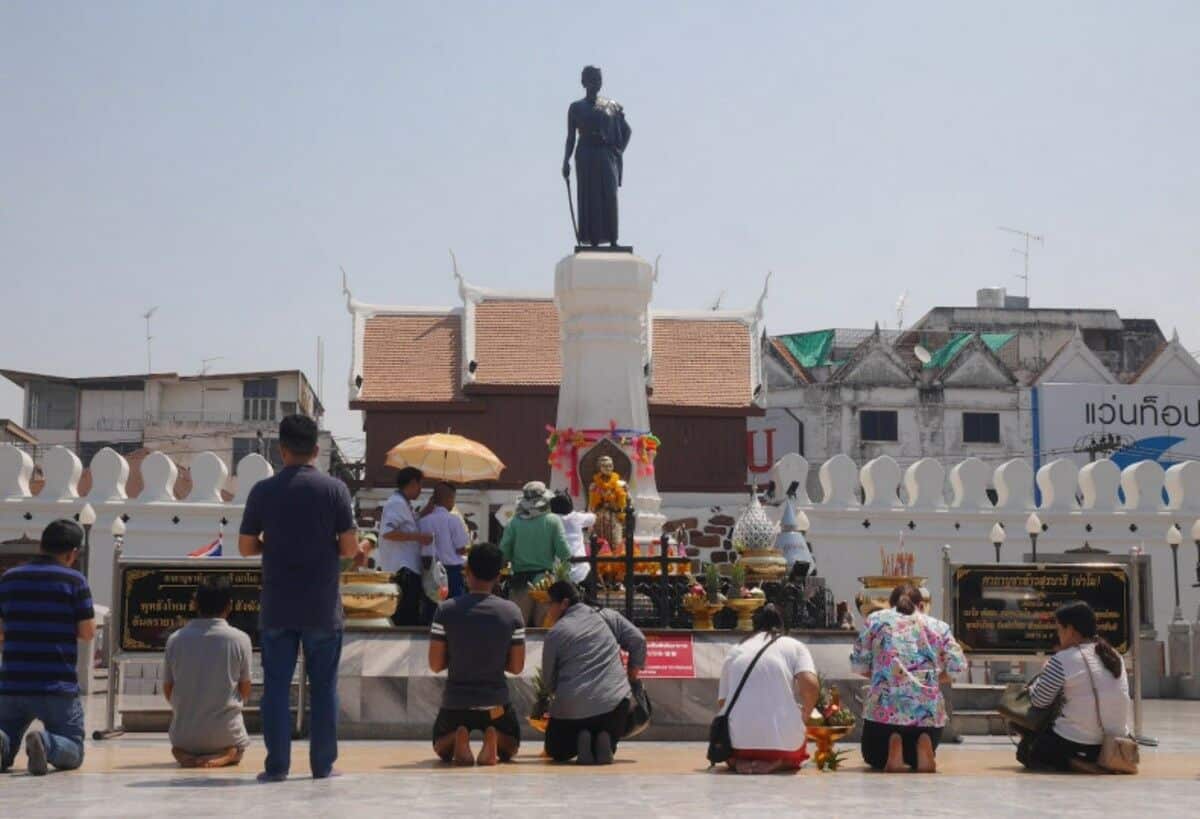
340, 266, 353, 313
449, 249, 467, 303
1171, 327, 1179, 343
754, 271, 772, 323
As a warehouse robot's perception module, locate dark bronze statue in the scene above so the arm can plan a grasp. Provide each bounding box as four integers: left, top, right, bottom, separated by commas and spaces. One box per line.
562, 66, 632, 249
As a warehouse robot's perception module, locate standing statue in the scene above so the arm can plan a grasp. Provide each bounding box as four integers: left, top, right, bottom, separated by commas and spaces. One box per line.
588, 455, 628, 548
562, 66, 632, 249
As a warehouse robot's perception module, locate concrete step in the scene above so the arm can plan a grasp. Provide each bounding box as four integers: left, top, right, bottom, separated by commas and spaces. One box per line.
949, 684, 1006, 711
950, 709, 1010, 736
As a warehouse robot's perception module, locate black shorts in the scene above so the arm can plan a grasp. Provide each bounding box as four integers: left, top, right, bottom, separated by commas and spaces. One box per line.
432, 705, 521, 755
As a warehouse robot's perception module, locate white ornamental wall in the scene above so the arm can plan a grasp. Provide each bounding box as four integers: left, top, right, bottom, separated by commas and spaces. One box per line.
0, 444, 272, 609
659, 452, 1200, 665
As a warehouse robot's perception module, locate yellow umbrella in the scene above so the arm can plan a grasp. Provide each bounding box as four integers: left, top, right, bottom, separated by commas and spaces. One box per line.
384, 433, 505, 483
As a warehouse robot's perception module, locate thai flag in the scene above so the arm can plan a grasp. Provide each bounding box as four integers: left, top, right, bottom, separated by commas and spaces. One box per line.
188, 533, 223, 558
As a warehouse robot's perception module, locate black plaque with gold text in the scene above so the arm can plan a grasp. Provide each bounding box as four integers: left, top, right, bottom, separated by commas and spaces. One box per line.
118, 563, 262, 653
952, 564, 1130, 655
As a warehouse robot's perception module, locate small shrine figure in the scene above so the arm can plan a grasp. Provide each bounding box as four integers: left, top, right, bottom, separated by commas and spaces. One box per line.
588, 455, 628, 549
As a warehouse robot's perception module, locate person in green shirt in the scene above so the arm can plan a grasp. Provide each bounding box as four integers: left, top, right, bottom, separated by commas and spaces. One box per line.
500, 481, 571, 626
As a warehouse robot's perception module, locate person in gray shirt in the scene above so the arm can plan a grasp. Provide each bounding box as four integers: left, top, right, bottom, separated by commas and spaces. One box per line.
541, 581, 645, 764
162, 575, 252, 768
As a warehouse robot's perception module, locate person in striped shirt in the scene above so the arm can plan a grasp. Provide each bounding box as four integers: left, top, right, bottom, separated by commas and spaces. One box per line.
0, 519, 96, 775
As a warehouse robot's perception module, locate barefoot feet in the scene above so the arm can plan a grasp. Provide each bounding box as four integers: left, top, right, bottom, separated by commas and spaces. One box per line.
453, 726, 475, 766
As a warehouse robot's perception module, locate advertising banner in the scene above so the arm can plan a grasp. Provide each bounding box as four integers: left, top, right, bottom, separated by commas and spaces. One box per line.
1038, 383, 1200, 469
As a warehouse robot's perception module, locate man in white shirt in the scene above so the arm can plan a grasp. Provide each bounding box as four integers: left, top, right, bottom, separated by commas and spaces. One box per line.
419, 483, 470, 599
377, 467, 433, 626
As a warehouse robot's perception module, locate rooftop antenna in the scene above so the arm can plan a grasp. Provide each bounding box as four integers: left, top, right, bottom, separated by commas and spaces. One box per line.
199, 356, 225, 421
998, 226, 1044, 301
142, 307, 159, 374
895, 290, 909, 330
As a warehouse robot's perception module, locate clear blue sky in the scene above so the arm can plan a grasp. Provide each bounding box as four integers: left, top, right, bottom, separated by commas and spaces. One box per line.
3, 1, 1198, 458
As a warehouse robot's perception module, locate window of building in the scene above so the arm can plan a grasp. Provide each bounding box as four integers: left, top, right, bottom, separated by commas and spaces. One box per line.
232, 436, 282, 472
27, 382, 79, 430
859, 410, 898, 442
963, 412, 1001, 444
242, 379, 278, 422
279, 401, 297, 417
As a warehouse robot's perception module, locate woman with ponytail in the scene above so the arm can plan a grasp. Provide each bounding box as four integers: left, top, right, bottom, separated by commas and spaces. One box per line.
850, 582, 965, 773
1022, 601, 1132, 771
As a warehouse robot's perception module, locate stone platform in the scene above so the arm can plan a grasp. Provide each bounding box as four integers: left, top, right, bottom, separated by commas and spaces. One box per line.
114, 627, 860, 740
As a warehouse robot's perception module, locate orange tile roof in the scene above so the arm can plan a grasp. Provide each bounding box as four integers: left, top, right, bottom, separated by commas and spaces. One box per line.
358, 300, 755, 409
651, 318, 753, 407
473, 300, 561, 386
361, 314, 462, 402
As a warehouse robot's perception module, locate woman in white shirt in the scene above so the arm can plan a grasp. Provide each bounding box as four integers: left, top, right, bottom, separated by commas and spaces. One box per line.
550, 494, 596, 586
1023, 601, 1131, 771
716, 604, 820, 774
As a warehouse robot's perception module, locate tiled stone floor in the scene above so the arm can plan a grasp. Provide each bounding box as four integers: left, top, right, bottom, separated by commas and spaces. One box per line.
1, 701, 1197, 817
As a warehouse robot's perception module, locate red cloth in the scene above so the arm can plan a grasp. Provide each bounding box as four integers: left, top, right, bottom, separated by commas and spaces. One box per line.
731, 744, 810, 769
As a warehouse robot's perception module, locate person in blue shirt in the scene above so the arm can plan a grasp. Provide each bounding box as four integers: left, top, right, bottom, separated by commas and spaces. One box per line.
0, 519, 96, 775
238, 414, 367, 782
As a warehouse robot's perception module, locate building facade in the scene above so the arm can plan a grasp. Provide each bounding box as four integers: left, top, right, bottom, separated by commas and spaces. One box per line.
0, 368, 340, 489
754, 290, 1199, 500
344, 274, 766, 538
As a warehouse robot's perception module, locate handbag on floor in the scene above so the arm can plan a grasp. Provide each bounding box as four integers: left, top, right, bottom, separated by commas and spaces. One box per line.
1080, 647, 1139, 774
998, 674, 1062, 734
706, 635, 779, 766
623, 679, 653, 739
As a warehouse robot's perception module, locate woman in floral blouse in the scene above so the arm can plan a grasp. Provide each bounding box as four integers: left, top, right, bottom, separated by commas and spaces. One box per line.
850, 582, 966, 773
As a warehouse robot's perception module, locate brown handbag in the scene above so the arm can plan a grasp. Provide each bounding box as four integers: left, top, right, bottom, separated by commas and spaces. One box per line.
1080, 646, 1139, 774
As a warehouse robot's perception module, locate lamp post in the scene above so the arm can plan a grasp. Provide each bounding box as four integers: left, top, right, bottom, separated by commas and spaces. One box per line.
1166, 524, 1183, 623
1025, 512, 1042, 563
78, 503, 96, 582
1192, 519, 1200, 591
990, 522, 1006, 563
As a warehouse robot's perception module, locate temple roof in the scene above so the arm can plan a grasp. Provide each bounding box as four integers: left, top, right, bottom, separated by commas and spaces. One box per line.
347, 281, 762, 411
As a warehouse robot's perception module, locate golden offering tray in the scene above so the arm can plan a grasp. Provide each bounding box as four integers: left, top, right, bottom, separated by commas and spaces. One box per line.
724, 596, 766, 631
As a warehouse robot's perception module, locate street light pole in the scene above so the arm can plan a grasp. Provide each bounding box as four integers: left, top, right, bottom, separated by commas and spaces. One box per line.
1166, 524, 1183, 623
990, 522, 1006, 563
1025, 512, 1042, 563
78, 503, 96, 583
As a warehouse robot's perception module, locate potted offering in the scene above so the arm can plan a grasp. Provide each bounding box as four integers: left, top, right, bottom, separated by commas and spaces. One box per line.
682, 565, 725, 630
805, 678, 855, 771
528, 666, 551, 734
723, 563, 766, 631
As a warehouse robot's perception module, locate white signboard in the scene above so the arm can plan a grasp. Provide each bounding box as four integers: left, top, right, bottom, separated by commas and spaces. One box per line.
1038, 383, 1200, 469
746, 407, 803, 483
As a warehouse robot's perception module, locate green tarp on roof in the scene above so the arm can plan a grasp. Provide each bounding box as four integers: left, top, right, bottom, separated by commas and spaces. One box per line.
778, 330, 835, 368
924, 332, 1015, 369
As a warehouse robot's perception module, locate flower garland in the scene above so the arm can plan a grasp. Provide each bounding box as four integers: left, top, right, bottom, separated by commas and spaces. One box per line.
545, 421, 661, 496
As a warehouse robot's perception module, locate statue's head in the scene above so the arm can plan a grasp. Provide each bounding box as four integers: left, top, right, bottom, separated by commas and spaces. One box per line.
597, 455, 614, 476
581, 65, 602, 94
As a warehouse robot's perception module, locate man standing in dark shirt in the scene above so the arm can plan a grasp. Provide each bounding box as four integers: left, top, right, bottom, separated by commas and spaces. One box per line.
428, 543, 525, 766
0, 519, 96, 775
238, 415, 366, 782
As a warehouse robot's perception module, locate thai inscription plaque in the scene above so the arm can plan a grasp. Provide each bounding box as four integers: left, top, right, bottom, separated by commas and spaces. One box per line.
118, 563, 262, 652
952, 564, 1130, 655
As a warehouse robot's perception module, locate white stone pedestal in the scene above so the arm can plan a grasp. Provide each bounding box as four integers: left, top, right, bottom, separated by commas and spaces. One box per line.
552, 252, 666, 545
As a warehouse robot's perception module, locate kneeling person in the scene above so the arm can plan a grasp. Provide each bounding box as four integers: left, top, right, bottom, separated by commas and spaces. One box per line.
542, 581, 646, 764
428, 543, 524, 765
163, 574, 253, 768
0, 520, 95, 775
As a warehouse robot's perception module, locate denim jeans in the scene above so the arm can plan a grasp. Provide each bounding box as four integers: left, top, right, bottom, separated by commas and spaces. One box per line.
0, 695, 85, 772
260, 628, 343, 778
